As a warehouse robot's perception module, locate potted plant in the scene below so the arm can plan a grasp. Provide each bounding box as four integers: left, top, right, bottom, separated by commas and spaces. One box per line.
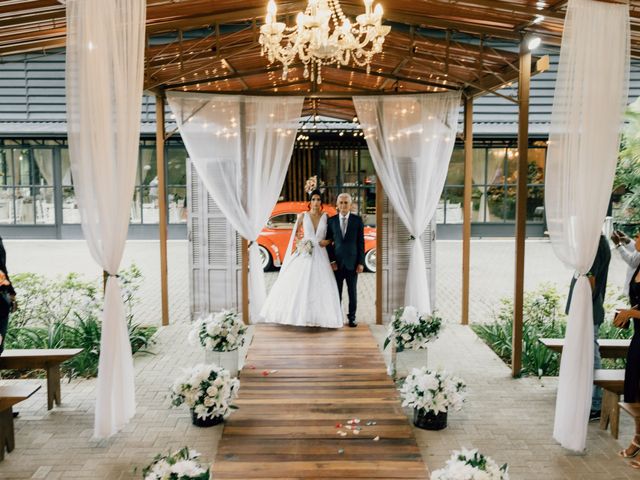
431, 448, 509, 480
170, 363, 240, 427
399, 367, 466, 430
384, 306, 441, 378
188, 309, 247, 377
142, 446, 210, 479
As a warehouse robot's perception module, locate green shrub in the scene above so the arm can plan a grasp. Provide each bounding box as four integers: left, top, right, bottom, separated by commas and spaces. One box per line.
4, 265, 156, 379
472, 283, 630, 377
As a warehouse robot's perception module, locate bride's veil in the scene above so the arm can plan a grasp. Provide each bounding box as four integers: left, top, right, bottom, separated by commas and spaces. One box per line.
280, 213, 301, 273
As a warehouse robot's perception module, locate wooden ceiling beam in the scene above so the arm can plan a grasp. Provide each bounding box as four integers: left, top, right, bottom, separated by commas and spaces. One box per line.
341, 6, 524, 41
465, 54, 549, 100
145, 3, 306, 34
426, 0, 564, 19
335, 64, 459, 90
160, 63, 302, 90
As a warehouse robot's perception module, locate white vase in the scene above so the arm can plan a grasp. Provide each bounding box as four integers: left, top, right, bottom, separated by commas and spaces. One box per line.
205, 349, 239, 378
389, 346, 428, 379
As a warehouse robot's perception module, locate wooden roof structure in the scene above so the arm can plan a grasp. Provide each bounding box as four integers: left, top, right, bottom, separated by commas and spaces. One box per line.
0, 0, 635, 118
0, 0, 637, 118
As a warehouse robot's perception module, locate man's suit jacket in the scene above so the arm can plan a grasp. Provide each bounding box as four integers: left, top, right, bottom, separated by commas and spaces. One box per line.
326, 213, 365, 271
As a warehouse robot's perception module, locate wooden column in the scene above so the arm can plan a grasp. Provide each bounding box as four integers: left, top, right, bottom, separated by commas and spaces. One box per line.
156, 94, 170, 326
240, 100, 249, 325
242, 239, 249, 325
512, 40, 531, 377
462, 96, 473, 325
376, 180, 384, 325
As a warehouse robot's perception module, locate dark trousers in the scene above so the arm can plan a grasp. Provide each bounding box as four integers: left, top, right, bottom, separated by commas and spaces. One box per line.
335, 266, 357, 322
0, 298, 9, 356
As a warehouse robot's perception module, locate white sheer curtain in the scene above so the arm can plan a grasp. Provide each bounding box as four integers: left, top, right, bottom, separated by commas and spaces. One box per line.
545, 0, 629, 452
66, 0, 146, 438
167, 93, 303, 320
354, 92, 461, 313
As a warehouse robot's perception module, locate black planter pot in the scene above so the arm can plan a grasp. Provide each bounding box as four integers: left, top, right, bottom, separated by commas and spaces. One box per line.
191, 409, 224, 427
413, 408, 447, 430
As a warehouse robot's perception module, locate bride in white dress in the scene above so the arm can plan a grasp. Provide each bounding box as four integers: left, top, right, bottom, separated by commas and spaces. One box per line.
259, 190, 343, 328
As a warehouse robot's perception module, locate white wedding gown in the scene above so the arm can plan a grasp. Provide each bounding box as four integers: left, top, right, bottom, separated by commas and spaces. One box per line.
259, 212, 343, 328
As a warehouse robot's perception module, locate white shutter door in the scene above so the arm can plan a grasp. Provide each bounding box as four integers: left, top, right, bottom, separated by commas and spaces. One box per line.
381, 191, 436, 321
188, 159, 241, 320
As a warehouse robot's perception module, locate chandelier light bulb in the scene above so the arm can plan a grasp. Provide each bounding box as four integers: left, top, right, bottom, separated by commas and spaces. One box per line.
259, 0, 390, 83
267, 0, 277, 16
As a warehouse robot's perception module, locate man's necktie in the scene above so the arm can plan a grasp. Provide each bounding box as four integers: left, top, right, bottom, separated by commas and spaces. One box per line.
341, 216, 347, 237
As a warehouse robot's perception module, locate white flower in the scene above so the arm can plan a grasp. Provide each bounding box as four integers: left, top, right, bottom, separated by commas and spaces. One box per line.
385, 306, 441, 351
431, 448, 509, 480
170, 363, 240, 419
171, 460, 206, 477
143, 448, 209, 480
400, 368, 466, 413
188, 309, 246, 352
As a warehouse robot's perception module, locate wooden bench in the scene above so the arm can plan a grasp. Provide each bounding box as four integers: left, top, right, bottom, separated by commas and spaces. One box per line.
539, 338, 630, 359
594, 369, 625, 438
0, 384, 40, 461
0, 349, 82, 410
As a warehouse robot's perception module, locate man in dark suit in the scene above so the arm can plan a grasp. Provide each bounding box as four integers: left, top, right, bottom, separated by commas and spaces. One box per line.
325, 193, 365, 327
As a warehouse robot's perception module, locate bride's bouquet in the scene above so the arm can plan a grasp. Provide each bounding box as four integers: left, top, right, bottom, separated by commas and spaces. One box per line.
295, 238, 314, 256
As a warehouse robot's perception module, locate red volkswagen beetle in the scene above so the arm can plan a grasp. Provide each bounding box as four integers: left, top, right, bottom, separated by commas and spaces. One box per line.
257, 201, 377, 272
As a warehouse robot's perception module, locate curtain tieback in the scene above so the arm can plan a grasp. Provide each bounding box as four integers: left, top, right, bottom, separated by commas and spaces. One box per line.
409, 235, 416, 241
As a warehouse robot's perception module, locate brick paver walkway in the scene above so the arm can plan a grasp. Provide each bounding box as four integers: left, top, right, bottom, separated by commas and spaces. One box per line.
0, 239, 635, 479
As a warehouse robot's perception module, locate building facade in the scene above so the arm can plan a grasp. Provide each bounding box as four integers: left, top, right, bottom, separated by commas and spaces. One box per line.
1, 49, 638, 239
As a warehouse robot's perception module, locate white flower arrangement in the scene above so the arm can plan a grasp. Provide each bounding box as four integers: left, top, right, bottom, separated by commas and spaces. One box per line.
400, 367, 466, 414
384, 306, 442, 352
171, 363, 240, 420
295, 238, 314, 256
431, 448, 509, 480
142, 446, 209, 480
188, 309, 247, 352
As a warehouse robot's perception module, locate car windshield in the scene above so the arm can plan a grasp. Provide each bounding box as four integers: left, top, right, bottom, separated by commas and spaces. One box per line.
267, 213, 297, 229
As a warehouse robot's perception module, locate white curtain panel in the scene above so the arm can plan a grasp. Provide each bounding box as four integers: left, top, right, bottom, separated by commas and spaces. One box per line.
66, 0, 146, 438
545, 0, 629, 452
354, 92, 461, 314
166, 93, 303, 320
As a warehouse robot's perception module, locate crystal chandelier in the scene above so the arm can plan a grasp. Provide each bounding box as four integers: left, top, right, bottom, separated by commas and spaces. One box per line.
259, 0, 391, 84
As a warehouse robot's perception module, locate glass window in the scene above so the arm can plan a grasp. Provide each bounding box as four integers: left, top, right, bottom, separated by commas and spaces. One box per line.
140, 186, 159, 224
487, 148, 507, 186
167, 146, 187, 224
168, 186, 187, 223
268, 213, 297, 229
528, 148, 546, 184
0, 187, 13, 224
446, 149, 465, 185
528, 185, 545, 222
61, 149, 80, 224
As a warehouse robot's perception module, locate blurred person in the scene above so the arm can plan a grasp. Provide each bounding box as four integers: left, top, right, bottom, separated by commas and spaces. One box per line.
613, 232, 640, 468
0, 235, 16, 355
612, 229, 640, 295
566, 234, 611, 421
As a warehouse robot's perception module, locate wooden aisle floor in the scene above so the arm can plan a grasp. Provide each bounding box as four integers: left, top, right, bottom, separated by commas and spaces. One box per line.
212, 325, 429, 479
